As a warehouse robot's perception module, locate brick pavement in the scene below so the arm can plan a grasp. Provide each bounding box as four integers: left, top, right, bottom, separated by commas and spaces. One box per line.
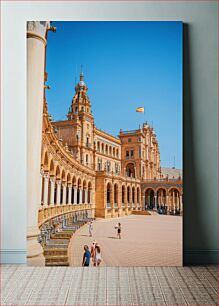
68, 214, 182, 267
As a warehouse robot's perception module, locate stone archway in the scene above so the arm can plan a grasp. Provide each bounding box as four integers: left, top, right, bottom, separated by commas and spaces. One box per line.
145, 188, 155, 210
126, 163, 135, 178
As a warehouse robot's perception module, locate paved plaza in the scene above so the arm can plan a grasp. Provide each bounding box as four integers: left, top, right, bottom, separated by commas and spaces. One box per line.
68, 214, 182, 266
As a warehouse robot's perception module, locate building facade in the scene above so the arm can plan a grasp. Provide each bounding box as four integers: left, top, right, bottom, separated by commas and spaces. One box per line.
27, 21, 183, 264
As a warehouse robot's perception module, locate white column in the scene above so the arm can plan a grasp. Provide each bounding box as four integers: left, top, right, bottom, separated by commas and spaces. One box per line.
62, 184, 67, 205
27, 21, 50, 264
74, 186, 77, 204
49, 177, 55, 206
79, 188, 83, 204
154, 195, 157, 210
56, 180, 61, 205
68, 185, 72, 204
85, 189, 88, 204
43, 174, 49, 207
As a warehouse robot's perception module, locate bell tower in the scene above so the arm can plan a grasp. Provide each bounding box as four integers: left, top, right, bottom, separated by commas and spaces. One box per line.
67, 69, 94, 168
68, 69, 91, 119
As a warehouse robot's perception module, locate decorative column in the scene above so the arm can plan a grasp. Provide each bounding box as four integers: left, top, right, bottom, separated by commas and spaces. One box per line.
43, 174, 49, 207
173, 191, 176, 214
85, 188, 88, 204
62, 184, 67, 205
49, 177, 55, 206
27, 21, 50, 265
68, 185, 72, 204
73, 186, 77, 204
79, 187, 83, 204
154, 195, 157, 210
56, 180, 61, 205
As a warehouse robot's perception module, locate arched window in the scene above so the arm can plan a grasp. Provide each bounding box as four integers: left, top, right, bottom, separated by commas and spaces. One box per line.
116, 148, 119, 158
126, 163, 135, 178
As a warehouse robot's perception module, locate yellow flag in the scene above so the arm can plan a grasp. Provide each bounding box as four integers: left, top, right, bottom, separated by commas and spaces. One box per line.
136, 107, 144, 113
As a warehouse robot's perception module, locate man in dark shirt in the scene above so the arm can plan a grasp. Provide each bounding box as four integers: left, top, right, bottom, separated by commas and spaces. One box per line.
82, 245, 91, 267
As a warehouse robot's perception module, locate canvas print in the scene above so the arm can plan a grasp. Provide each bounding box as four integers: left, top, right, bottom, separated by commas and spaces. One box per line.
27, 21, 183, 266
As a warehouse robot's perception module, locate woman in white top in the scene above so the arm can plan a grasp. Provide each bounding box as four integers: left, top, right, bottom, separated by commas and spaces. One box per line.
95, 245, 102, 266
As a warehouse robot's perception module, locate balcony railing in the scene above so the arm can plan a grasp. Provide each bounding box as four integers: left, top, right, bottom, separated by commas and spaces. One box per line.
121, 129, 138, 134
106, 203, 111, 209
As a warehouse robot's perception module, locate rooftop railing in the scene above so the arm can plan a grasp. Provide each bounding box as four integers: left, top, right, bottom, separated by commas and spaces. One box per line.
120, 129, 138, 134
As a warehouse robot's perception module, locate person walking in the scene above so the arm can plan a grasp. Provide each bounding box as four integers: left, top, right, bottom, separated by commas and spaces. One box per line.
95, 245, 102, 267
82, 245, 91, 267
117, 223, 121, 239
88, 221, 93, 237
91, 240, 97, 266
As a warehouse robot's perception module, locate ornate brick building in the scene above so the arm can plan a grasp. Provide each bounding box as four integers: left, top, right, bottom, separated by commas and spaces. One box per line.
27, 21, 182, 265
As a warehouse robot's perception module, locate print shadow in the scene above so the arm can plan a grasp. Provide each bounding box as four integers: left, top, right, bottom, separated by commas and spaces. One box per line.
183, 23, 207, 264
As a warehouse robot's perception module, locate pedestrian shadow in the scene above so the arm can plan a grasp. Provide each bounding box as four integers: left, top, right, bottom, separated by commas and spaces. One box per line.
107, 236, 118, 239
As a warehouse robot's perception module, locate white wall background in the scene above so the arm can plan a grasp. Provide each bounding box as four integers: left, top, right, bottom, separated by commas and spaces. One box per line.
1, 1, 218, 263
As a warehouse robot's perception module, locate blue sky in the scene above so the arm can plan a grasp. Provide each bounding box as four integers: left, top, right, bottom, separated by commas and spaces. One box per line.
46, 21, 182, 169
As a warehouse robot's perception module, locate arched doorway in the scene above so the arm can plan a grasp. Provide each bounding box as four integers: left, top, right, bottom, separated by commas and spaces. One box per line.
156, 188, 167, 208
126, 163, 135, 178
145, 188, 155, 210
169, 188, 181, 215
106, 183, 112, 208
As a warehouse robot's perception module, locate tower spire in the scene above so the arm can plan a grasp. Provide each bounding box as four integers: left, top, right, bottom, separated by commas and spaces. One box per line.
80, 64, 84, 81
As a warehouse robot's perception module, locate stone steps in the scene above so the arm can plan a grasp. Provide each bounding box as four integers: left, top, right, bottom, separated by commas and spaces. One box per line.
45, 255, 69, 264
50, 233, 72, 239
46, 239, 69, 245
46, 262, 69, 266
44, 249, 68, 256
44, 219, 94, 266
45, 244, 68, 249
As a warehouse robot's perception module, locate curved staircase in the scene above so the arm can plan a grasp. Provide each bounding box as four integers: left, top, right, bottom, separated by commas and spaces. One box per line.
43, 219, 93, 266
